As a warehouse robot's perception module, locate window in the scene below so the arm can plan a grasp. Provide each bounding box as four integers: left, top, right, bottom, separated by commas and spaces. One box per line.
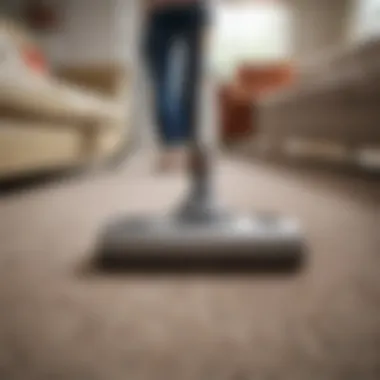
351, 0, 380, 42
210, 1, 291, 80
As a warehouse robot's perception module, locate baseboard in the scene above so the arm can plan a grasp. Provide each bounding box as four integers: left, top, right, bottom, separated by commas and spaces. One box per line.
0, 165, 85, 195
230, 146, 380, 181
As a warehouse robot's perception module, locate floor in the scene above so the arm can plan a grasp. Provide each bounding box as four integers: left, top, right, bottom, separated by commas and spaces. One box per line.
0, 151, 379, 380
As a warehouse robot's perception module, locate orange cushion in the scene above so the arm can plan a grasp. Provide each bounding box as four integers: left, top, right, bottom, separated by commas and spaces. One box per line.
22, 46, 48, 74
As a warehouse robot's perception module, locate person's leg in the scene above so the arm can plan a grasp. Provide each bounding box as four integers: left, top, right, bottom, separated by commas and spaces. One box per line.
144, 10, 197, 170
144, 14, 178, 147
178, 6, 205, 144
146, 10, 200, 149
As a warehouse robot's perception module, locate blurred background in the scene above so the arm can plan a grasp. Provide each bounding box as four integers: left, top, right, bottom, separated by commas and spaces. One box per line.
0, 0, 379, 180
0, 1, 379, 380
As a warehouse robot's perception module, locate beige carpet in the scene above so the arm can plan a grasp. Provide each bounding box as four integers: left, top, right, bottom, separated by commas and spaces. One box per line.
0, 152, 379, 380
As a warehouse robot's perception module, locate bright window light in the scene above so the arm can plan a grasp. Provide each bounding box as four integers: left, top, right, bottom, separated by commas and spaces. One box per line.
210, 2, 291, 80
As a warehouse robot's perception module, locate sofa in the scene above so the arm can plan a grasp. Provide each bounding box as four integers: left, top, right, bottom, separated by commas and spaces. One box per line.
0, 19, 132, 181
244, 37, 380, 169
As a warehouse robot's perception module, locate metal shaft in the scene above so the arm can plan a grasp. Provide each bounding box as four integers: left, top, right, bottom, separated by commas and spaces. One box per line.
176, 8, 224, 222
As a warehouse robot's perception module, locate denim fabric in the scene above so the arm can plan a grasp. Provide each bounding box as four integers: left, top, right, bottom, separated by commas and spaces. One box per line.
144, 4, 206, 146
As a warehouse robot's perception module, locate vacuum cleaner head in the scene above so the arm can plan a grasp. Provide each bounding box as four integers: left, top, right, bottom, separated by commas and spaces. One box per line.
95, 212, 305, 274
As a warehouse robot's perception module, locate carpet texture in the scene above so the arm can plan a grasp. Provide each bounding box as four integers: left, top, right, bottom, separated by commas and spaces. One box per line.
0, 153, 379, 380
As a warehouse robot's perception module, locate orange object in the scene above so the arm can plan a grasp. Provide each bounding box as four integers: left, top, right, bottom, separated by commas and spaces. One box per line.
219, 62, 294, 143
237, 63, 294, 98
218, 84, 255, 144
23, 46, 48, 74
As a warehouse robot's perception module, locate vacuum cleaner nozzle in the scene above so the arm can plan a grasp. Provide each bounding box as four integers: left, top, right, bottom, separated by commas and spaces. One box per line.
95, 212, 305, 274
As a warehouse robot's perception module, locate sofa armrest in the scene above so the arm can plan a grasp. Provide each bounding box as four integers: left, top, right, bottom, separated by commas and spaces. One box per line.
55, 64, 130, 99
0, 71, 125, 127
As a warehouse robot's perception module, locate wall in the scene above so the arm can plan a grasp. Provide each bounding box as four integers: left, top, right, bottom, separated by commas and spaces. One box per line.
0, 0, 25, 20
289, 0, 353, 60
210, 0, 354, 79
2, 0, 355, 67
36, 0, 138, 67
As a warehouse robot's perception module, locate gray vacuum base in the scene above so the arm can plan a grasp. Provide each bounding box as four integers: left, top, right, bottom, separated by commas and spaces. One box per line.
96, 212, 305, 271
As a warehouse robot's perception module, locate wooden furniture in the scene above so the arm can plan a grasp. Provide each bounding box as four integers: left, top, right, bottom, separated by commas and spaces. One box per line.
256, 38, 380, 165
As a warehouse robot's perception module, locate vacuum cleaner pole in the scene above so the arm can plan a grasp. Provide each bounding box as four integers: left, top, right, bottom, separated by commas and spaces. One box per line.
179, 144, 217, 221
176, 15, 222, 223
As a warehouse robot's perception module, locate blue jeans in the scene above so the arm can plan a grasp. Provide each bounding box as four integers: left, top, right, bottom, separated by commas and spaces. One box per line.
144, 4, 206, 147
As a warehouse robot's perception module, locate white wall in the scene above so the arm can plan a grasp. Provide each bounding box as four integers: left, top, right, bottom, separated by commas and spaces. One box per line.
36, 0, 138, 67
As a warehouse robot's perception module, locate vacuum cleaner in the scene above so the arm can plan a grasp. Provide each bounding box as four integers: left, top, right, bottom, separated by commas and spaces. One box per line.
95, 7, 305, 273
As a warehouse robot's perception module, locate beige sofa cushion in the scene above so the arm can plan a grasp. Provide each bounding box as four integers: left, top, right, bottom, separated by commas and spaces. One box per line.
0, 120, 81, 178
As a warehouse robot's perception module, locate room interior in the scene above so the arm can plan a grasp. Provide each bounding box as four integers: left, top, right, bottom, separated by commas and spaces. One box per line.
0, 0, 379, 379
0, 0, 379, 180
